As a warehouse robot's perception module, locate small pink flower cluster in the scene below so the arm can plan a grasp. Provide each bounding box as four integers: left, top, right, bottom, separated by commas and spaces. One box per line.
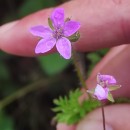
87, 73, 121, 102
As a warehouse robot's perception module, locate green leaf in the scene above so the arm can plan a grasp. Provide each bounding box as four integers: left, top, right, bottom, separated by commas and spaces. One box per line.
53, 89, 100, 124
38, 53, 71, 75
109, 85, 121, 91
87, 53, 101, 64
0, 110, 14, 130
87, 52, 101, 74
107, 92, 114, 102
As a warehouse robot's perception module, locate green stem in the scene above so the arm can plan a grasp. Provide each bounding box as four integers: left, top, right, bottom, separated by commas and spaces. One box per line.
101, 102, 106, 130
72, 50, 91, 98
0, 78, 56, 110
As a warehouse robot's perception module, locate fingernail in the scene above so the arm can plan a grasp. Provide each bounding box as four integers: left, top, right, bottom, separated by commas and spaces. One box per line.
77, 120, 113, 130
0, 21, 18, 35
57, 123, 76, 130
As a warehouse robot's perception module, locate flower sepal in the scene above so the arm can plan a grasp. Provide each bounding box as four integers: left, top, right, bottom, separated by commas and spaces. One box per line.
87, 88, 95, 95
65, 17, 71, 22
48, 18, 54, 30
68, 31, 80, 42
108, 85, 121, 91
107, 92, 114, 102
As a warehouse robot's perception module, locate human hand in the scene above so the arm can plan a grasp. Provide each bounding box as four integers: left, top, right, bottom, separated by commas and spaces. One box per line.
57, 44, 130, 130
1, 0, 130, 129
0, 0, 130, 56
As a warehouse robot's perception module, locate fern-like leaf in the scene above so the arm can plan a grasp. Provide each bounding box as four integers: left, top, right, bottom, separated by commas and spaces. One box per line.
53, 89, 100, 124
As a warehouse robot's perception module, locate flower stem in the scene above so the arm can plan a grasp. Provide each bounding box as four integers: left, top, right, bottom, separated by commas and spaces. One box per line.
0, 75, 72, 110
72, 50, 91, 98
0, 79, 49, 110
101, 102, 106, 130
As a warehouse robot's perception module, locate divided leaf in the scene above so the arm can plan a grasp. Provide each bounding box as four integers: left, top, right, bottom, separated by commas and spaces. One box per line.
53, 89, 100, 124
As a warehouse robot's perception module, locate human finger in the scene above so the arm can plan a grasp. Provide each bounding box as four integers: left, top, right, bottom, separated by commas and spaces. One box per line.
1, 0, 130, 56
77, 104, 130, 130
86, 44, 130, 98
57, 44, 130, 130
56, 123, 76, 130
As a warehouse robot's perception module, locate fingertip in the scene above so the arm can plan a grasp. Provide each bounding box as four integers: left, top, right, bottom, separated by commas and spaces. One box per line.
77, 120, 113, 130
0, 21, 18, 35
56, 123, 76, 130
0, 8, 53, 56
77, 104, 130, 130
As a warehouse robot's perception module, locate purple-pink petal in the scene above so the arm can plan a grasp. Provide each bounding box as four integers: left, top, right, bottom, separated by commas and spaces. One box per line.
51, 8, 64, 28
35, 38, 56, 54
63, 21, 80, 37
94, 84, 108, 100
30, 25, 52, 38
56, 37, 71, 59
100, 74, 117, 84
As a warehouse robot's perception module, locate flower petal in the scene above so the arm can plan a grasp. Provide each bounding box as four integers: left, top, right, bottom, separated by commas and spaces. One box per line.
56, 37, 71, 59
64, 21, 80, 37
98, 74, 117, 84
51, 8, 64, 27
35, 38, 56, 54
94, 84, 108, 100
30, 25, 52, 38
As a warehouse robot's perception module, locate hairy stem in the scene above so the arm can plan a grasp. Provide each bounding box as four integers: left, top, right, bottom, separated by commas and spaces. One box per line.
72, 50, 91, 98
101, 102, 106, 130
0, 76, 70, 110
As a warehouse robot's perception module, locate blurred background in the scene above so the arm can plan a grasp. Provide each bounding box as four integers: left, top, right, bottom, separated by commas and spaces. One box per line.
0, 0, 107, 130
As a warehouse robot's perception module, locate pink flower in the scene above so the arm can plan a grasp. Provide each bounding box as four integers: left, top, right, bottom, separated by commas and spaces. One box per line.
94, 84, 109, 100
30, 8, 80, 59
87, 73, 121, 102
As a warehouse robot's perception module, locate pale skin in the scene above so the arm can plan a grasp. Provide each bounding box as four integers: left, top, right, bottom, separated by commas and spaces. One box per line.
0, 0, 130, 129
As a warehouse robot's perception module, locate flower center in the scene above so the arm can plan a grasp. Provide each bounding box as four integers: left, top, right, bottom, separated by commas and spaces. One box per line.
53, 27, 63, 40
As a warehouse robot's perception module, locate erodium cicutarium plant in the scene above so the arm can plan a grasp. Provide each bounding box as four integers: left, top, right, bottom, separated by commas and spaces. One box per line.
30, 7, 121, 130
30, 8, 80, 59
88, 73, 121, 130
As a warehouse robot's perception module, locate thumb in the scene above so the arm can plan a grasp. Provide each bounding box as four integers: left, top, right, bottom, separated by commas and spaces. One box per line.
77, 104, 130, 130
